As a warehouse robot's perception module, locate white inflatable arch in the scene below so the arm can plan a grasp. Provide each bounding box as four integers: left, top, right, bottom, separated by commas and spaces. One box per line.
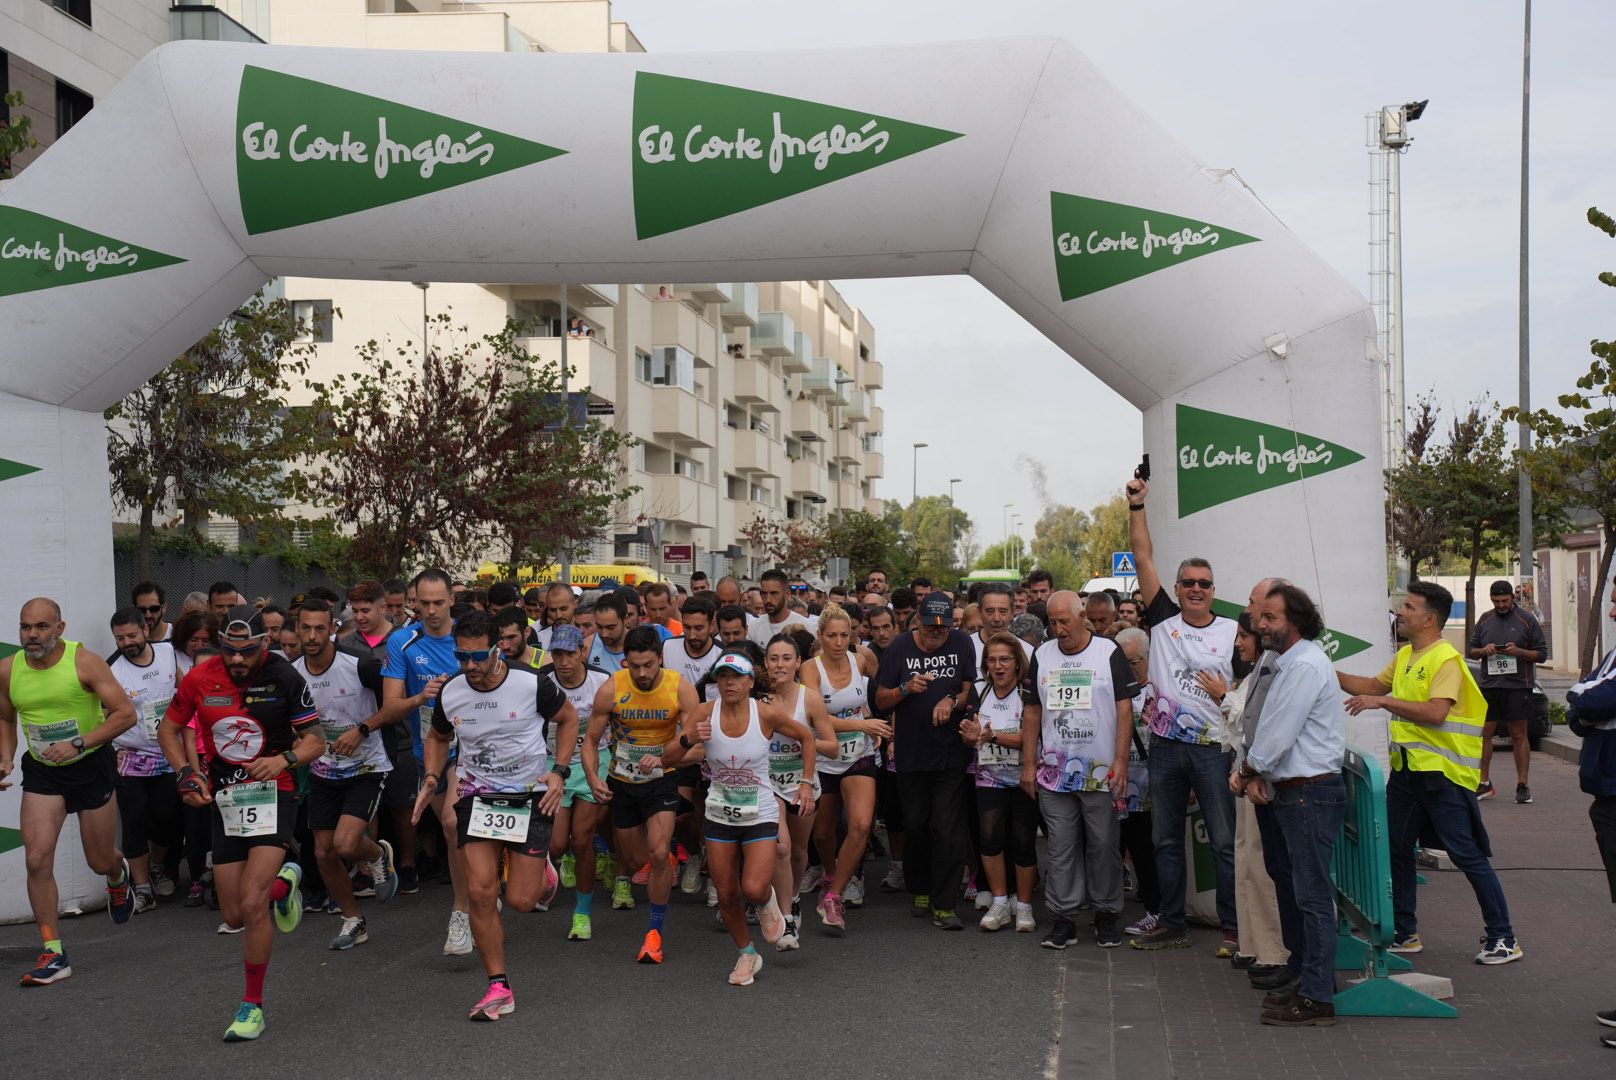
0, 37, 1385, 913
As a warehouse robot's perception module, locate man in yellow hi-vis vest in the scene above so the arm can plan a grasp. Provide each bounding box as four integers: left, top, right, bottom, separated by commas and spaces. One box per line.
1337, 581, 1522, 967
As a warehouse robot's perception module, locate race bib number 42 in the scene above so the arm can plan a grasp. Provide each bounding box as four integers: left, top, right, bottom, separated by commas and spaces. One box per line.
216, 780, 278, 838
1044, 669, 1094, 712
467, 797, 532, 843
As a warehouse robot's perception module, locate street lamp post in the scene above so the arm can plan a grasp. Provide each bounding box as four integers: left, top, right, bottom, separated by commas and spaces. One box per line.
911, 442, 927, 505
1002, 503, 1014, 567
948, 477, 962, 569
1010, 513, 1022, 576
411, 281, 429, 375
834, 375, 855, 520
1516, 0, 1533, 581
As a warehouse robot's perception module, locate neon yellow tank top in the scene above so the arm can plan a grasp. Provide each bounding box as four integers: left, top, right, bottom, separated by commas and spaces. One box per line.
608, 668, 682, 783
10, 641, 104, 766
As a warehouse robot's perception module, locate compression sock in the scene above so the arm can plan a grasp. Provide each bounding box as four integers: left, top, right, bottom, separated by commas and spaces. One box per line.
648, 902, 668, 933
269, 877, 291, 903
40, 924, 61, 954
244, 961, 267, 1005
741, 943, 757, 956
575, 891, 594, 917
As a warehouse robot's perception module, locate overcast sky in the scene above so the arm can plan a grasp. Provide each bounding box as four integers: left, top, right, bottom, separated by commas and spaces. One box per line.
621, 0, 1616, 554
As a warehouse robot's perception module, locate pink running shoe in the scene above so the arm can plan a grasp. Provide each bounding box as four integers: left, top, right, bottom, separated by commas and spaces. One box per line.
468, 981, 515, 1022
816, 890, 846, 933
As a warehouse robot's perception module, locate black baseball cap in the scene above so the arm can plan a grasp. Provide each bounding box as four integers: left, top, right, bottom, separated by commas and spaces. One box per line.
918, 593, 954, 627
222, 604, 267, 639
1489, 580, 1515, 597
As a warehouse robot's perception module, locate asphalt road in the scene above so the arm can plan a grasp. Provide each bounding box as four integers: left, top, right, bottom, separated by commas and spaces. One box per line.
0, 860, 1079, 1079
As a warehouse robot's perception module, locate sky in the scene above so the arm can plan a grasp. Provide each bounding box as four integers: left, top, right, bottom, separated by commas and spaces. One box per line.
619, 0, 1616, 555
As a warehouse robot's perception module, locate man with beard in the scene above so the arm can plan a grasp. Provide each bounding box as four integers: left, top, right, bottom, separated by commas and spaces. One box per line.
107, 607, 184, 912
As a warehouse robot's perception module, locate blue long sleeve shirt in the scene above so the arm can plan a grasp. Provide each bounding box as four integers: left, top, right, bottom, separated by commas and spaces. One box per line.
1244, 637, 1346, 781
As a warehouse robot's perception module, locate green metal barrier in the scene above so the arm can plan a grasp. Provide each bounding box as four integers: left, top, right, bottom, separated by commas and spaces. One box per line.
1330, 746, 1458, 1018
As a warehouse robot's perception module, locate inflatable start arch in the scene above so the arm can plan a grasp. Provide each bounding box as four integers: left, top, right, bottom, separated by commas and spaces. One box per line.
0, 37, 1385, 914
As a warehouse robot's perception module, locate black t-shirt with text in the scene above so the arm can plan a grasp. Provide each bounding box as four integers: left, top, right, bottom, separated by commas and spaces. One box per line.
876, 629, 976, 772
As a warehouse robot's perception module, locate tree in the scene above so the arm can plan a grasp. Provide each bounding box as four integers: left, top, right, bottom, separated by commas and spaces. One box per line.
819, 509, 902, 584
1384, 398, 1447, 579
1428, 399, 1521, 645
975, 535, 1027, 571
740, 514, 825, 575
1030, 504, 1089, 570
1, 91, 39, 179
1026, 493, 1130, 583
896, 494, 971, 585
1509, 206, 1616, 674
104, 296, 317, 581
309, 318, 636, 578
1082, 495, 1133, 577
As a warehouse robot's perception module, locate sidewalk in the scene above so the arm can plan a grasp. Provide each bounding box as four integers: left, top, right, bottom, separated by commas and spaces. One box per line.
1097, 751, 1610, 1080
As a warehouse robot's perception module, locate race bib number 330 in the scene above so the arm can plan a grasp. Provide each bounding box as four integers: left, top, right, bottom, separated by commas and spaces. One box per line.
467, 797, 532, 843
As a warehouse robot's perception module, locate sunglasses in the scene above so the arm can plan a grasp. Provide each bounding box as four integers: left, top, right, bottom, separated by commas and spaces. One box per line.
1178, 578, 1214, 590
138, 604, 164, 614
218, 638, 263, 655
454, 647, 500, 663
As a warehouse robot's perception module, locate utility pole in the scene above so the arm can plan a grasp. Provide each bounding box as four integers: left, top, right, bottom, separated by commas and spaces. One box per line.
560, 282, 571, 586
1516, 0, 1534, 581
948, 477, 962, 569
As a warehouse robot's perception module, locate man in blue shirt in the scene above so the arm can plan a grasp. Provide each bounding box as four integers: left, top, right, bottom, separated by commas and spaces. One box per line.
380, 568, 472, 955
1234, 583, 1347, 1028
587, 591, 630, 673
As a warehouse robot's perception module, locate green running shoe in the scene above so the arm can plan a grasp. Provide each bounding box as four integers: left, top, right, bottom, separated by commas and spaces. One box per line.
223, 1001, 265, 1042
611, 878, 635, 910
568, 913, 592, 940
560, 853, 577, 889
598, 853, 615, 883
272, 862, 303, 934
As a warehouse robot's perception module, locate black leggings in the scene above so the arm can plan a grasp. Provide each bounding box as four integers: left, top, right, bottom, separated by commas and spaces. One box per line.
184, 803, 212, 882
115, 772, 182, 860
976, 785, 1038, 868
1118, 810, 1161, 913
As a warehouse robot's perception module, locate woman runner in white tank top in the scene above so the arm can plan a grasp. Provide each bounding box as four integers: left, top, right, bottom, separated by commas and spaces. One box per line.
801, 603, 889, 933
683, 650, 818, 986
762, 635, 839, 951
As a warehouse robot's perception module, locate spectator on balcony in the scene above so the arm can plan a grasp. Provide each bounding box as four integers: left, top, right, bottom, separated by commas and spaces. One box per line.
654, 286, 673, 301
567, 317, 593, 338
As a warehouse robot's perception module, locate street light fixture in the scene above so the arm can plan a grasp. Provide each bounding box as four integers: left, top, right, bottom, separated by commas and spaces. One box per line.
948, 477, 962, 569
1010, 513, 1023, 576
912, 442, 928, 504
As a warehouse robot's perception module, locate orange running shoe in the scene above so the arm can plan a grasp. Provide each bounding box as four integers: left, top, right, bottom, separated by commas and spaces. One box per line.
637, 928, 665, 964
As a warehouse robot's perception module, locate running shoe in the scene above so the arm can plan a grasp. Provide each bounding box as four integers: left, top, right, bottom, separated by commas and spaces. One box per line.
151, 867, 176, 899
759, 890, 785, 944
568, 913, 592, 941
398, 866, 420, 895
323, 896, 344, 915
880, 861, 905, 892
468, 981, 515, 1022
368, 840, 399, 903
1476, 779, 1496, 800
271, 863, 303, 933
19, 950, 70, 986
134, 885, 157, 915
329, 916, 368, 951
223, 1001, 265, 1042
932, 909, 964, 931
637, 928, 665, 964
817, 890, 846, 933
107, 858, 135, 924
185, 882, 206, 907
612, 878, 635, 910
1014, 905, 1037, 933
706, 879, 719, 908
974, 890, 993, 911
539, 856, 560, 910
1095, 913, 1123, 948
1131, 926, 1190, 950
216, 922, 244, 935
799, 866, 824, 894
729, 950, 763, 986
631, 863, 651, 887
1124, 912, 1161, 936
560, 853, 576, 889
1122, 862, 1137, 897
680, 851, 705, 894
444, 910, 474, 956
1389, 933, 1423, 954
1516, 784, 1533, 805
980, 901, 1012, 932
1042, 918, 1077, 950
1216, 929, 1239, 958
1596, 1008, 1616, 1029
1476, 936, 1524, 965
776, 918, 800, 952
910, 894, 931, 918
352, 871, 376, 899
597, 853, 615, 883
844, 876, 865, 908
746, 905, 760, 926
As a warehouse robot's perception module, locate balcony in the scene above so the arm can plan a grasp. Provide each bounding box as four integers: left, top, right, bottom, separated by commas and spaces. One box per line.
861, 358, 884, 389
517, 336, 617, 407
790, 457, 821, 497
651, 472, 706, 526
831, 429, 858, 464
785, 331, 812, 375
869, 404, 884, 434
669, 284, 732, 305
651, 386, 716, 448
730, 355, 779, 410
652, 301, 709, 367
864, 450, 885, 478
789, 396, 829, 442
754, 311, 794, 358
720, 283, 759, 329
843, 388, 870, 422
803, 356, 837, 396
733, 427, 783, 477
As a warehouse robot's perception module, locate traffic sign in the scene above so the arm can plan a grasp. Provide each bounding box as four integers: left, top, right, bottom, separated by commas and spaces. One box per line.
1112, 552, 1137, 576
661, 543, 693, 565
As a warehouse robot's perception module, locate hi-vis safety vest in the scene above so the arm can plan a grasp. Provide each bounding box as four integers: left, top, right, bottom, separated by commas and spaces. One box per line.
1389, 639, 1487, 790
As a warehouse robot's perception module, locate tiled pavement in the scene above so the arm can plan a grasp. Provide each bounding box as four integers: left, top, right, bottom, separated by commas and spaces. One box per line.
1053, 750, 1612, 1080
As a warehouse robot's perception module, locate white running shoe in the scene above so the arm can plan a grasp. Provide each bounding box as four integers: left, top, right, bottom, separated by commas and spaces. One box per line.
980, 901, 1013, 932
1014, 906, 1036, 933
880, 862, 905, 892
680, 852, 705, 895
758, 890, 785, 945
975, 890, 993, 911
797, 866, 823, 895
706, 879, 719, 908
444, 909, 474, 956
844, 876, 866, 908
729, 950, 763, 986
776, 918, 801, 952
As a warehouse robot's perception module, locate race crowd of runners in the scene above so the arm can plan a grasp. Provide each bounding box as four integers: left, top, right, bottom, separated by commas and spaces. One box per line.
1, 470, 1544, 1038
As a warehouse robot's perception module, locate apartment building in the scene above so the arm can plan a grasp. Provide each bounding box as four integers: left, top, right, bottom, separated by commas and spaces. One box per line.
211, 0, 886, 580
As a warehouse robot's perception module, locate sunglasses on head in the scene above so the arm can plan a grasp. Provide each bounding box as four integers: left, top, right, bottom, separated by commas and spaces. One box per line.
454, 647, 499, 663
218, 638, 263, 655
1178, 578, 1214, 590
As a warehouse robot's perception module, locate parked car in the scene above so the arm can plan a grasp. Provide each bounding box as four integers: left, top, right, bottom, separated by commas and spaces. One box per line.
1463, 658, 1550, 752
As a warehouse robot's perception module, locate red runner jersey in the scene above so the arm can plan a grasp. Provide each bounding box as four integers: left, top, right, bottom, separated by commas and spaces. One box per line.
164, 653, 319, 792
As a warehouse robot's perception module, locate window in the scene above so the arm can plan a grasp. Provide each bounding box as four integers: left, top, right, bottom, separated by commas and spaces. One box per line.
723, 405, 745, 430
750, 483, 768, 505
49, 0, 92, 27
749, 416, 771, 437
54, 79, 91, 139
291, 299, 334, 343
635, 349, 653, 384
650, 346, 694, 393
725, 475, 747, 501
672, 455, 703, 482
786, 498, 800, 520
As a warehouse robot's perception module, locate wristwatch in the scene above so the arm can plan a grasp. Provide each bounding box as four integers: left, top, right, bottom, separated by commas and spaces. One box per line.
551, 763, 572, 779
283, 750, 299, 768
679, 734, 694, 750
70, 736, 86, 752
357, 722, 371, 737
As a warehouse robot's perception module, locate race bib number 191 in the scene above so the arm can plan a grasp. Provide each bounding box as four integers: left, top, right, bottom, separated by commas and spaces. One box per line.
1044, 669, 1094, 712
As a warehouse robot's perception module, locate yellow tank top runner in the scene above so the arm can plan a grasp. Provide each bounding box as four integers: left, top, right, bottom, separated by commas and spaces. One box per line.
609, 668, 682, 783
10, 641, 105, 767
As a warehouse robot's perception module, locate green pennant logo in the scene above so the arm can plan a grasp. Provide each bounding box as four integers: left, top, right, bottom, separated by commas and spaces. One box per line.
0, 826, 21, 856
1049, 192, 1259, 301
0, 457, 40, 483
1176, 404, 1364, 517
631, 72, 963, 240
1210, 599, 1373, 662
236, 66, 568, 235
0, 208, 185, 298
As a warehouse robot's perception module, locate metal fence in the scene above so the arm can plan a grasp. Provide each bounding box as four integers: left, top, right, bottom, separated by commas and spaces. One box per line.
112, 550, 345, 610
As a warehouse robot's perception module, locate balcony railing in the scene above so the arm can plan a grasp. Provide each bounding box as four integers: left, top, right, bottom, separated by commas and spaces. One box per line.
669, 284, 733, 304
754, 311, 794, 358
785, 331, 812, 375
720, 282, 759, 329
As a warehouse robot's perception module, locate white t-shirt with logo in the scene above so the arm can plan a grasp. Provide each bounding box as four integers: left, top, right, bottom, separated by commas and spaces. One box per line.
541, 662, 612, 762
1142, 591, 1237, 747
293, 650, 391, 781
663, 636, 722, 702
431, 662, 568, 797
110, 643, 180, 775
1030, 636, 1135, 793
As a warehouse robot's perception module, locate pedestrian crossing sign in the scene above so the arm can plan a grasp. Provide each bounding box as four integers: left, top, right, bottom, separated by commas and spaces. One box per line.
1112, 552, 1137, 576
